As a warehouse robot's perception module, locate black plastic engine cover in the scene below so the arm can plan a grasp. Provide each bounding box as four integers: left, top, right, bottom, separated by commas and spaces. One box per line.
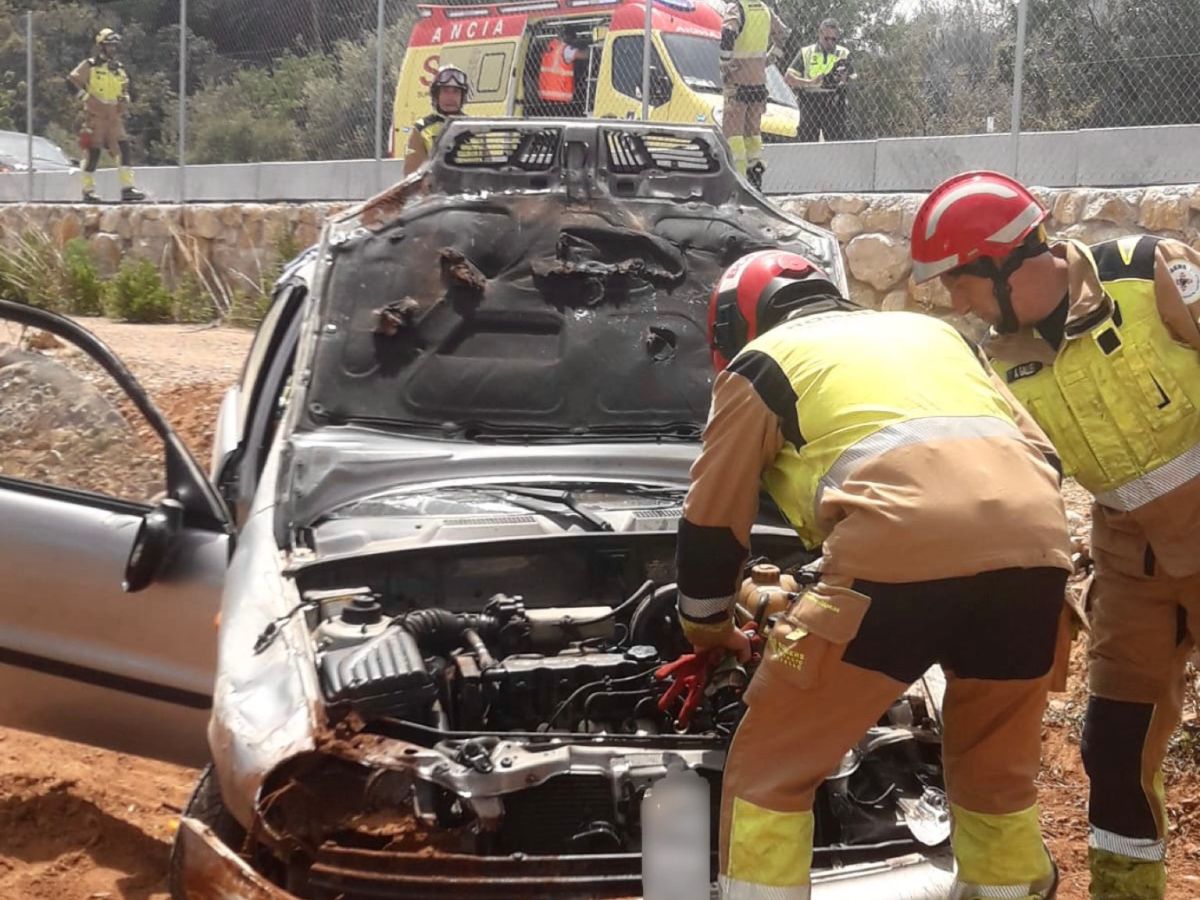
320, 628, 436, 717
481, 651, 641, 731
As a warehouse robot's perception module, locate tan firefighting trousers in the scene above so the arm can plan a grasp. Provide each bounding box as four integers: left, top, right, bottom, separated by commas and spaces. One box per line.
721, 80, 766, 176
1081, 532, 1200, 899
83, 102, 127, 156
719, 569, 1069, 900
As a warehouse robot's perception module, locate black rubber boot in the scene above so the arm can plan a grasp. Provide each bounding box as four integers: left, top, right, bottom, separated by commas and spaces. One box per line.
121, 186, 146, 203
82, 190, 102, 204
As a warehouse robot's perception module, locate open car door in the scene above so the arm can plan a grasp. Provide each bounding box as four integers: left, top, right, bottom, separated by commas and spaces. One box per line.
0, 301, 231, 766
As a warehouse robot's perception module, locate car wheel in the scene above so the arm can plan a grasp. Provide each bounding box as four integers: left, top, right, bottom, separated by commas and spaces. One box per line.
168, 763, 247, 898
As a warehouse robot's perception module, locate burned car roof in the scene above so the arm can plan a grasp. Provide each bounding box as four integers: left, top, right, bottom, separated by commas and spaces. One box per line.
301, 121, 846, 442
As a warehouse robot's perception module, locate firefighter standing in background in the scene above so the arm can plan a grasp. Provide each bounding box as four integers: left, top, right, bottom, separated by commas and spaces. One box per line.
675, 248, 1073, 899
786, 18, 852, 143
404, 65, 470, 176
68, 29, 144, 203
913, 170, 1200, 900
720, 0, 788, 188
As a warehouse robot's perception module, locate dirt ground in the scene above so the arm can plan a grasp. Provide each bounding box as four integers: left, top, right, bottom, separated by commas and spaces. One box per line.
1, 319, 1199, 899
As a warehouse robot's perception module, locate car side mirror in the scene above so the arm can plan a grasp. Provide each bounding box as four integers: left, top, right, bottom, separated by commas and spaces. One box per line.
123, 498, 184, 593
649, 67, 672, 106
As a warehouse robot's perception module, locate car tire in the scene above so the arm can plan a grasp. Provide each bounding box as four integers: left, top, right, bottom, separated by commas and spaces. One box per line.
168, 763, 247, 899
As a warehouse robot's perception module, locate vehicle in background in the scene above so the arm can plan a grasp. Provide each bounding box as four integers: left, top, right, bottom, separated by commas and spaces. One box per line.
390, 0, 799, 157
0, 130, 79, 174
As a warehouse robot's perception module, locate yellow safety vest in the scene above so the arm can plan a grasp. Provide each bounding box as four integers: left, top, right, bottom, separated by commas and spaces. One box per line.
993, 236, 1200, 511
731, 0, 771, 59
801, 43, 849, 79
742, 309, 1024, 547
86, 58, 128, 104
415, 114, 446, 155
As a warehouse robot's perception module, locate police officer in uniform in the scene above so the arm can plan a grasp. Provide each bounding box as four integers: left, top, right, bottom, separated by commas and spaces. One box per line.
786, 18, 852, 143
68, 29, 145, 203
404, 65, 469, 176
720, 0, 788, 188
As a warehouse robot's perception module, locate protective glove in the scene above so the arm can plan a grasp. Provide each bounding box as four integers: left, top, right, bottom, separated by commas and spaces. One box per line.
656, 624, 762, 729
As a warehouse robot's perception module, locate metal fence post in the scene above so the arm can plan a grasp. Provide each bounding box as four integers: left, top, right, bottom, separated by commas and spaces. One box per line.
26, 11, 33, 203
1010, 0, 1028, 178
178, 0, 188, 204
641, 0, 652, 120
374, 0, 385, 194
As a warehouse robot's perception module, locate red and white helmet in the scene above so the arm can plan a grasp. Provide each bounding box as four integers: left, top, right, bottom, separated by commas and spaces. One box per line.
911, 171, 1048, 285
708, 249, 847, 372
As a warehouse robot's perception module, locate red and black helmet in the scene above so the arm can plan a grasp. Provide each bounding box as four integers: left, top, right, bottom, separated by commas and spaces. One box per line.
708, 249, 847, 371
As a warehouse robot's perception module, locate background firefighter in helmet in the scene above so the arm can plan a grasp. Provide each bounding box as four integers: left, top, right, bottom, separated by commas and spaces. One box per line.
786, 18, 853, 143
536, 27, 591, 118
719, 0, 788, 188
403, 65, 469, 176
67, 29, 144, 203
913, 171, 1200, 900
673, 249, 1073, 899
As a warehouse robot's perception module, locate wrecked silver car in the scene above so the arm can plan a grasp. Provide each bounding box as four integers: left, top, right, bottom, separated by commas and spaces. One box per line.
0, 120, 954, 898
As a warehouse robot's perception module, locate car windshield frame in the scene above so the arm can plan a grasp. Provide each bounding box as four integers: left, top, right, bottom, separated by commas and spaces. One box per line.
662, 32, 798, 110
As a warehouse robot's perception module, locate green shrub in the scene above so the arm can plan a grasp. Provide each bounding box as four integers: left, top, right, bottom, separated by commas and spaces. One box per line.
0, 231, 65, 311
173, 273, 217, 324
227, 290, 271, 329
102, 258, 175, 323
61, 238, 104, 316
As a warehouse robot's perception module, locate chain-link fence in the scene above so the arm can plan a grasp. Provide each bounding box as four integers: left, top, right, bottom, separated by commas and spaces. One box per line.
2, 0, 1199, 199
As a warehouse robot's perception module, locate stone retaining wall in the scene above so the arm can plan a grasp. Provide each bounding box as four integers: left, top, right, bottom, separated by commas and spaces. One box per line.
1, 187, 1196, 318
777, 185, 1200, 339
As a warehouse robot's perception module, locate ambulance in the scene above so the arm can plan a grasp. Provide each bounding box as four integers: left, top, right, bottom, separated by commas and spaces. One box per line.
390, 0, 800, 156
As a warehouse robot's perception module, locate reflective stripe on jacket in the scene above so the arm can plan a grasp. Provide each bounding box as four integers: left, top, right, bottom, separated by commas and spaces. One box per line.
993, 236, 1200, 512
538, 39, 574, 102
799, 43, 849, 79
747, 310, 1024, 547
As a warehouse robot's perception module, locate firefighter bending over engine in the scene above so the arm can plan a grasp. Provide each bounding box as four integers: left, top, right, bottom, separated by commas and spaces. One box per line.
68, 28, 144, 203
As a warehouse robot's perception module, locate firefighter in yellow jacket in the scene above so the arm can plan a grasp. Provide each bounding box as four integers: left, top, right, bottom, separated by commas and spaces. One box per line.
720, 0, 788, 188
68, 29, 144, 203
676, 248, 1073, 899
913, 170, 1200, 900
403, 65, 469, 176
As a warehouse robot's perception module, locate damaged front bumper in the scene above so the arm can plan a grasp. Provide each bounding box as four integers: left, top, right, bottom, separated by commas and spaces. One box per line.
176, 815, 955, 900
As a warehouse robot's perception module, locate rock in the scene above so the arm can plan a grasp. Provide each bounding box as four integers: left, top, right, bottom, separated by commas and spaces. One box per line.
861, 201, 904, 235
909, 275, 952, 310
1083, 192, 1138, 226
829, 195, 867, 215
881, 289, 908, 311
242, 204, 268, 224
213, 245, 264, 283
940, 311, 990, 344
294, 222, 319, 249
218, 205, 243, 228
185, 206, 221, 241
830, 212, 864, 242
1063, 221, 1137, 246
778, 198, 807, 219
99, 206, 124, 236
131, 235, 173, 267
236, 218, 265, 250
846, 233, 912, 292
52, 212, 82, 246
1138, 188, 1190, 232
1051, 191, 1085, 227
846, 278, 879, 310
804, 197, 832, 225
136, 214, 174, 240
87, 233, 122, 275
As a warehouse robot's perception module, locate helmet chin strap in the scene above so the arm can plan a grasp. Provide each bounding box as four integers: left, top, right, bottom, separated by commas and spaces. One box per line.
987, 235, 1047, 335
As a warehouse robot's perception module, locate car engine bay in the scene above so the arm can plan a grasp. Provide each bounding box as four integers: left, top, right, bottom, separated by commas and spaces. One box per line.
245, 534, 949, 894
